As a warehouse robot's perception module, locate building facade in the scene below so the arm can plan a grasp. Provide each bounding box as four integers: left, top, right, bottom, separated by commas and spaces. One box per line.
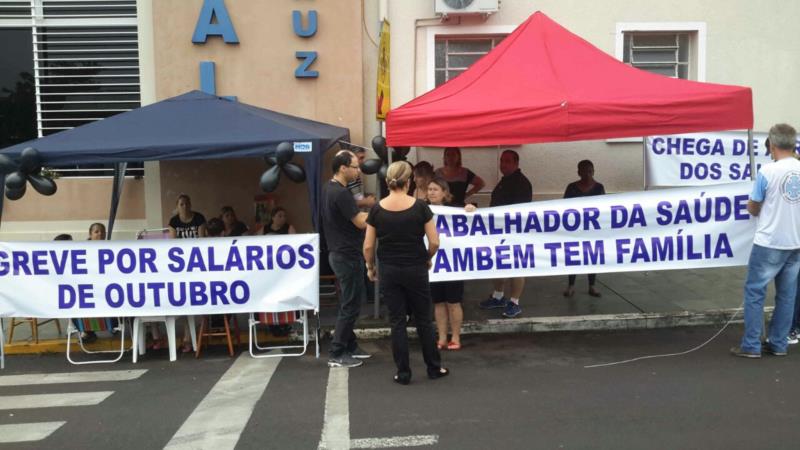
1, 0, 797, 240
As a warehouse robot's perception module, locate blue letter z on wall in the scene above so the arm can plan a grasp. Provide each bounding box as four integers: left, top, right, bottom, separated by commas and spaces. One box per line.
295, 51, 319, 78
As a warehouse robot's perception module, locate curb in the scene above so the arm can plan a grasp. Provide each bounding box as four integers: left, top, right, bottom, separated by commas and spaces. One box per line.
352, 308, 749, 340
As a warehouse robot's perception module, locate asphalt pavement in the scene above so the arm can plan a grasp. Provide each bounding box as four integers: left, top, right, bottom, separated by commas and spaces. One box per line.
1, 325, 798, 449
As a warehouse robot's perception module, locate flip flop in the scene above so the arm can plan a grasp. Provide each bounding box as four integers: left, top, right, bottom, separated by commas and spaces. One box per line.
447, 342, 461, 351
437, 342, 447, 350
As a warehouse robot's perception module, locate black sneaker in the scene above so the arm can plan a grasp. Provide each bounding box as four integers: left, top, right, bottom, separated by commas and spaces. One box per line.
350, 347, 372, 359
761, 343, 787, 356
328, 354, 364, 368
730, 346, 760, 358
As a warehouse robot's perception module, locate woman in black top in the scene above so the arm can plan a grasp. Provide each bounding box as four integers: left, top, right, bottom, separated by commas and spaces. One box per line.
168, 194, 207, 239
220, 206, 248, 237
263, 206, 297, 235
434, 147, 485, 206
167, 194, 206, 352
563, 160, 606, 298
364, 161, 448, 385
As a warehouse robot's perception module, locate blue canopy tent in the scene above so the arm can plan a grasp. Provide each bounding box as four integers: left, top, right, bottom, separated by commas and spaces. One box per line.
0, 90, 350, 235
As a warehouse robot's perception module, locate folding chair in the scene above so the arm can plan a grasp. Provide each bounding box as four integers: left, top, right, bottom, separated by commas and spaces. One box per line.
6, 317, 62, 344
66, 317, 127, 365
248, 310, 319, 358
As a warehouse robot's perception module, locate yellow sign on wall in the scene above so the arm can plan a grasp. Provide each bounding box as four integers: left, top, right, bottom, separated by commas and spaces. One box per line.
376, 20, 390, 121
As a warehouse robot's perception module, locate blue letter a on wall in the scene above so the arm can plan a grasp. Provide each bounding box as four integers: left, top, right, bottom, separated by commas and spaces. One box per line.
192, 0, 239, 44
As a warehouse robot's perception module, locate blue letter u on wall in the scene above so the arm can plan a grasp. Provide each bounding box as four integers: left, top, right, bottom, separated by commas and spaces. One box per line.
192, 0, 239, 44
292, 10, 318, 37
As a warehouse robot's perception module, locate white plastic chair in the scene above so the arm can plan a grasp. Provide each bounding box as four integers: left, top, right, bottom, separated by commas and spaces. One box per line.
248, 310, 319, 358
132, 316, 197, 362
66, 318, 127, 365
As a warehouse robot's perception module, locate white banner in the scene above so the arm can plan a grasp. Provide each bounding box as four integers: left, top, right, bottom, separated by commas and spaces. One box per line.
645, 131, 774, 187
429, 183, 755, 282
0, 234, 319, 318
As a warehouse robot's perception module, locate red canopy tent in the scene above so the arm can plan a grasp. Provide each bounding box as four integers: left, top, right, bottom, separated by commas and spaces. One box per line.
386, 12, 753, 147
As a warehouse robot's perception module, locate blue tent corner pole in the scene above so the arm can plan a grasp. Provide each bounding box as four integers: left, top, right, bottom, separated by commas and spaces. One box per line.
107, 162, 127, 239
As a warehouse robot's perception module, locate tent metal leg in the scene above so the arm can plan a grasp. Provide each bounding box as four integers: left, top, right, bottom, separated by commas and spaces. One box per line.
107, 162, 128, 239
642, 136, 648, 190
747, 129, 755, 181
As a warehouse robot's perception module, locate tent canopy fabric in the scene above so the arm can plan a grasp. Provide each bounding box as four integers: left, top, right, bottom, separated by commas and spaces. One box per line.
386, 12, 753, 147
0, 90, 349, 164
0, 90, 350, 229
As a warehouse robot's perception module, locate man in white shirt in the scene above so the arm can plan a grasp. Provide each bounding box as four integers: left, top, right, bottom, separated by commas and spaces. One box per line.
732, 123, 800, 358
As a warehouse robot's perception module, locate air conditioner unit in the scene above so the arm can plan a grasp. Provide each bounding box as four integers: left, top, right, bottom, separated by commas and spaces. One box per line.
435, 0, 499, 16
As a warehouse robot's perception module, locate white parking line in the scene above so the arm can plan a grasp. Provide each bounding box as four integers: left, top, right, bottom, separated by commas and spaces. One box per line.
0, 369, 147, 386
164, 354, 281, 450
0, 391, 114, 410
351, 435, 439, 448
318, 367, 350, 450
0, 422, 66, 443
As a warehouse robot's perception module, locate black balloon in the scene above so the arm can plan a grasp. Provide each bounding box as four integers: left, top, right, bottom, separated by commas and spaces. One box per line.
28, 174, 57, 196
378, 164, 388, 181
360, 158, 382, 175
282, 162, 306, 183
19, 147, 41, 174
5, 171, 26, 190
260, 165, 281, 192
393, 147, 410, 160
371, 136, 387, 161
276, 142, 294, 165
264, 154, 277, 166
0, 154, 16, 175
5, 184, 25, 201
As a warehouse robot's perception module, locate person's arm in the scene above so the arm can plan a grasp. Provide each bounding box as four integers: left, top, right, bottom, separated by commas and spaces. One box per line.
288, 224, 297, 234
748, 172, 767, 217
363, 224, 378, 281
168, 226, 177, 239
424, 218, 440, 269
357, 194, 376, 209
198, 223, 208, 238
465, 171, 485, 199
351, 211, 368, 229
747, 200, 762, 217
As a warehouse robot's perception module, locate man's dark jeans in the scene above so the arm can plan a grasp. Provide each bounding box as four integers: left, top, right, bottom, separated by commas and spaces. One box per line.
328, 251, 366, 357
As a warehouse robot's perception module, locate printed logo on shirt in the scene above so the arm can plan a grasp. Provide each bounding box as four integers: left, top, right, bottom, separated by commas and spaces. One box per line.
779, 171, 800, 203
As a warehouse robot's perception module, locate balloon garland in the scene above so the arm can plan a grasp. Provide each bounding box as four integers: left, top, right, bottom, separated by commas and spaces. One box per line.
260, 141, 307, 192
0, 147, 58, 201
359, 136, 409, 178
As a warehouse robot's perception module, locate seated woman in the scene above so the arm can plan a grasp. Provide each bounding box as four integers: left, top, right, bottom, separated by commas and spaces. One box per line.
220, 206, 248, 237
563, 160, 606, 298
263, 207, 297, 235
167, 194, 206, 352
435, 147, 485, 206
411, 161, 434, 201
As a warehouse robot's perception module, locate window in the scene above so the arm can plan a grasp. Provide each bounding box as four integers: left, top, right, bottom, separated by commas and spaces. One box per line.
0, 0, 143, 177
0, 27, 36, 147
434, 35, 505, 87
615, 22, 706, 82
622, 32, 690, 79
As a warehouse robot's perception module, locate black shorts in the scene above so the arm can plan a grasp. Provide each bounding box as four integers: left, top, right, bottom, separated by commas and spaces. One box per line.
430, 280, 464, 304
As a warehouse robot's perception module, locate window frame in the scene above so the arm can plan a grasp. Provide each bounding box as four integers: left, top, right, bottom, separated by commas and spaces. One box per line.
425, 23, 516, 92
614, 21, 706, 82
609, 21, 706, 143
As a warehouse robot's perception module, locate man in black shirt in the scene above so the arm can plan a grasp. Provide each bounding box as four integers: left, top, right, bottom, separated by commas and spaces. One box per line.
479, 150, 533, 318
321, 151, 370, 367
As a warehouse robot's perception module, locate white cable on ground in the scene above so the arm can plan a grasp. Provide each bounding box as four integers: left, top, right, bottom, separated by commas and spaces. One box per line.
584, 306, 743, 369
